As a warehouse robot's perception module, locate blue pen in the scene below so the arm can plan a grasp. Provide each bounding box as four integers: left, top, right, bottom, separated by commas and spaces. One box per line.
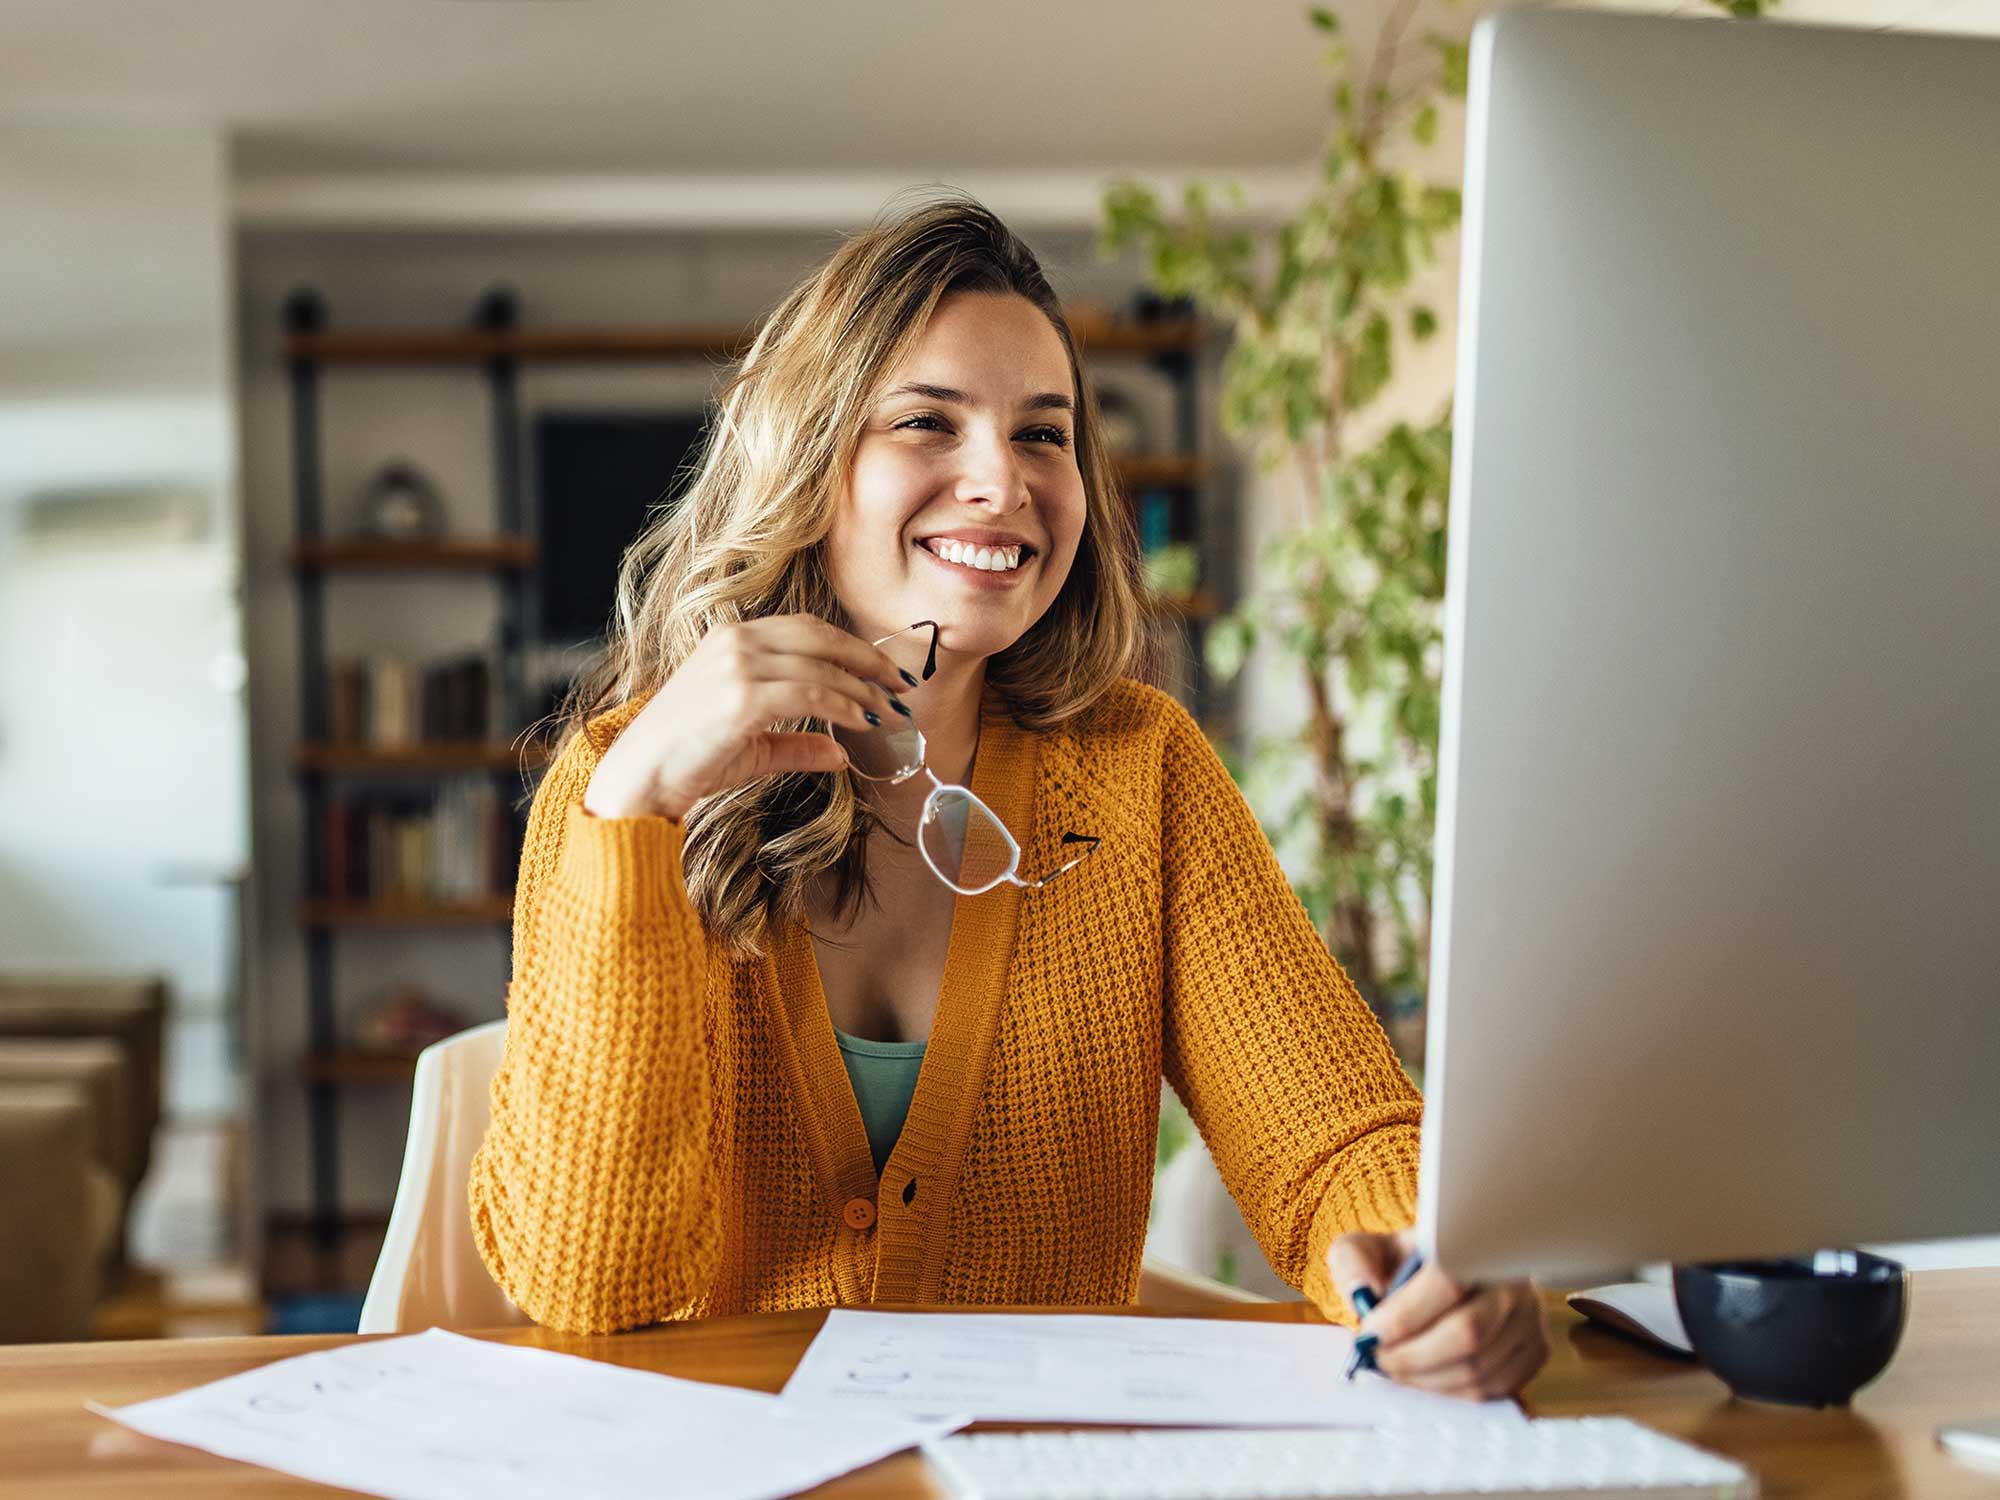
1342, 1249, 1425, 1381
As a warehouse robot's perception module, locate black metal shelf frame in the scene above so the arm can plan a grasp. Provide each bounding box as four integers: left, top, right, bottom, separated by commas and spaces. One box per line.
282, 286, 532, 1260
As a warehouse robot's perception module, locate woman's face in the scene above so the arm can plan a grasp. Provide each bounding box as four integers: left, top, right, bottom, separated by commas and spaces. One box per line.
826, 290, 1086, 665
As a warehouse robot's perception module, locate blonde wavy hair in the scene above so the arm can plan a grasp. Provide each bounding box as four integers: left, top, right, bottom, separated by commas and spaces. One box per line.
555, 192, 1144, 954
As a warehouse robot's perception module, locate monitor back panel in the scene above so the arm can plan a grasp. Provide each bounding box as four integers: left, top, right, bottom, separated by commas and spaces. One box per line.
1422, 10, 2000, 1283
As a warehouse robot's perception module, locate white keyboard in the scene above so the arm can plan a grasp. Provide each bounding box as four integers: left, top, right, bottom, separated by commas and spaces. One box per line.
926, 1418, 1755, 1499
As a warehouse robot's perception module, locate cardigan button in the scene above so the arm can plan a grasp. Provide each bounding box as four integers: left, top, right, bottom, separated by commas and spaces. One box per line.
842, 1197, 877, 1231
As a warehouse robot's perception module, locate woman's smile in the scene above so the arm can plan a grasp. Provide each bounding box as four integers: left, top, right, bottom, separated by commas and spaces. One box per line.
914, 527, 1038, 589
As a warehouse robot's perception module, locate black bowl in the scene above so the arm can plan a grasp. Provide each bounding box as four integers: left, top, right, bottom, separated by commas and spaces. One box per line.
1671, 1252, 1909, 1407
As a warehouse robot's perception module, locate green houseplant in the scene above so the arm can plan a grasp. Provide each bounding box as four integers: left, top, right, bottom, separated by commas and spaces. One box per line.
1102, 1, 1464, 1036
1104, 0, 1773, 1053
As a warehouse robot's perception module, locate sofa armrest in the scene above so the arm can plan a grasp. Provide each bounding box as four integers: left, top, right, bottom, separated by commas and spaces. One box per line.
0, 1038, 131, 1183
0, 1083, 116, 1344
0, 975, 165, 1196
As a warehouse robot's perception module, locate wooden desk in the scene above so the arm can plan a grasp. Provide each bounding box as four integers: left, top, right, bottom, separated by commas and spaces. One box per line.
4, 1270, 1996, 1498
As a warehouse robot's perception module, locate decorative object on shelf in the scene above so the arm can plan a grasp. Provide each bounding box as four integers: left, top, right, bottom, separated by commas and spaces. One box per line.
352, 985, 467, 1058
353, 461, 447, 542
1092, 380, 1150, 459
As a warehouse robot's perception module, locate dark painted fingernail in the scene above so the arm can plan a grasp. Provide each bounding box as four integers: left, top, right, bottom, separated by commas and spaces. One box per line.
863, 710, 881, 727
889, 695, 911, 717
899, 669, 919, 688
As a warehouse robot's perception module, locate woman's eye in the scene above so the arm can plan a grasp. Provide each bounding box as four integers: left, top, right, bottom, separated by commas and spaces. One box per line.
890, 414, 1069, 449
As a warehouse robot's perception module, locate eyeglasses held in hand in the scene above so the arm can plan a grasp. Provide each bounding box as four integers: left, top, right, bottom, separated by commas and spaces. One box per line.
828, 621, 1101, 897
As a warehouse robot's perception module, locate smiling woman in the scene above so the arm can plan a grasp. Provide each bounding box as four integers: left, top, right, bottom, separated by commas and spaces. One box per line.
467, 193, 1546, 1403
564, 198, 1142, 953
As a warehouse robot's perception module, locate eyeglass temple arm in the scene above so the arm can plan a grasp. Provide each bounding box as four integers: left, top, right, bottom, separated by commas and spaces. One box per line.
1019, 831, 1102, 891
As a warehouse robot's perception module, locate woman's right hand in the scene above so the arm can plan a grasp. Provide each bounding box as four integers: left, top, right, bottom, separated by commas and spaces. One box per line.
582, 615, 915, 822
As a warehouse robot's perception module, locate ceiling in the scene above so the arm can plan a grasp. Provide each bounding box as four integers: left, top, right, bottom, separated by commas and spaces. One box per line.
3, 0, 1389, 175
2, 0, 1993, 178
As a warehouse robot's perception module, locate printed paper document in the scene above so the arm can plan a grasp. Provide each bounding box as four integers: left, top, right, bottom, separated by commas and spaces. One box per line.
780, 1311, 1525, 1427
92, 1328, 961, 1500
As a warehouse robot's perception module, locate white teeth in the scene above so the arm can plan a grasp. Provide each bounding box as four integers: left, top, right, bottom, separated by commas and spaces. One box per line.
926, 539, 1024, 572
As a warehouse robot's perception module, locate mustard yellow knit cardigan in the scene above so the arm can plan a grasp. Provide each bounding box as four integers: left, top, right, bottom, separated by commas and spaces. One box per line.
470, 678, 1421, 1335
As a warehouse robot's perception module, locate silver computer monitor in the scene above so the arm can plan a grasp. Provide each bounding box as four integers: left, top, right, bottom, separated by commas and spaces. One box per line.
1418, 9, 2000, 1285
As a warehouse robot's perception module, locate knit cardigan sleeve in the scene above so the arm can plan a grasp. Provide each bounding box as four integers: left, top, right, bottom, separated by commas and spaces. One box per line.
1155, 698, 1423, 1325
468, 716, 721, 1333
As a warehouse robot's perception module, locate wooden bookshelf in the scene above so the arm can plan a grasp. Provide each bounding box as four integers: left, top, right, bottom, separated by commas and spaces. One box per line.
284, 315, 1202, 367
285, 325, 750, 365
297, 897, 514, 929
299, 1051, 420, 1086
1069, 313, 1207, 355
290, 537, 537, 573
1116, 455, 1206, 490
294, 741, 547, 774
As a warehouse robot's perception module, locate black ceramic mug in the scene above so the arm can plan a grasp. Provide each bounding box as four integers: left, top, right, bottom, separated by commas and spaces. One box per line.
1671, 1251, 1910, 1407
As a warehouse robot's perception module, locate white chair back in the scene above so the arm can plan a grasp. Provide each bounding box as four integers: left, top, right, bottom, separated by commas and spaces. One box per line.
358, 1019, 530, 1334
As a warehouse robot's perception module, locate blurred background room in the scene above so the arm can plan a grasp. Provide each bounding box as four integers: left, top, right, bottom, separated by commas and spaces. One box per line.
1, 0, 1986, 1342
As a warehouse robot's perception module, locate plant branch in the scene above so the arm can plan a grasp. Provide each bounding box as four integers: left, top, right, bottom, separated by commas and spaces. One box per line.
1358, 0, 1425, 154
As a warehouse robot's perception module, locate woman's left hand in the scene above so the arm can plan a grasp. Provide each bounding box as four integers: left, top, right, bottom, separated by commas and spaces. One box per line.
1327, 1229, 1550, 1400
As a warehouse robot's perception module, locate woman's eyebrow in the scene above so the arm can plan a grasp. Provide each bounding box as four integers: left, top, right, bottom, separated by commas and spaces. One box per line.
885, 382, 1075, 414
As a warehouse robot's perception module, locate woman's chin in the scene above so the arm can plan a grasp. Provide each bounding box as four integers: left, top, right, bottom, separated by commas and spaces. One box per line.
925, 612, 1035, 665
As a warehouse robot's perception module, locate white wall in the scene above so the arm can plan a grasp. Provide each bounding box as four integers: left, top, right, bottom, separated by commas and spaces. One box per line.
235, 220, 1213, 1216
0, 123, 248, 1123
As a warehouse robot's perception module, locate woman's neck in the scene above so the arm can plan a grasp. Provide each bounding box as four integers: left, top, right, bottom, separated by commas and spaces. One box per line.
917, 655, 985, 782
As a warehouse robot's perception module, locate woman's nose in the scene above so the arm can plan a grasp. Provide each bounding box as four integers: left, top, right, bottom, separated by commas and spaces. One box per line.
952, 432, 1031, 513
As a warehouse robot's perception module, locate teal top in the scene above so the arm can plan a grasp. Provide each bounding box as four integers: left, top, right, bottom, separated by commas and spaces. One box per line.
832, 1025, 927, 1175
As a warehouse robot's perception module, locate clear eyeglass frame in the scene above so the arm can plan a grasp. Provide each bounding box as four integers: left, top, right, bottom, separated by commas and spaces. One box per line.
828, 621, 1101, 897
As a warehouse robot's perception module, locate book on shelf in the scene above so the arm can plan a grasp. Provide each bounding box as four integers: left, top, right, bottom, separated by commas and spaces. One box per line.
327, 652, 493, 747
322, 778, 520, 904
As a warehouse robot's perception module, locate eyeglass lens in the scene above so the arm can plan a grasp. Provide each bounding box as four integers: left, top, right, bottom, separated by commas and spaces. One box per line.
827, 623, 933, 782
831, 713, 925, 782
920, 789, 1017, 894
